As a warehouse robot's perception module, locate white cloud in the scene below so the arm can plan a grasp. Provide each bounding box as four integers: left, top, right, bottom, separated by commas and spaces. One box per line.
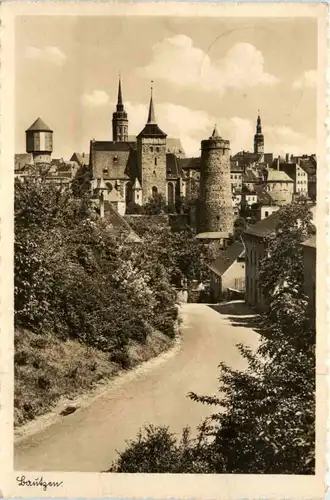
264, 125, 316, 156
138, 35, 279, 94
24, 45, 67, 66
292, 70, 317, 90
82, 90, 110, 107
85, 96, 315, 157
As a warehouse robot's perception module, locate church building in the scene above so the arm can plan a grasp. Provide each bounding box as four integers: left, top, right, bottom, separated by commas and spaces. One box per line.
89, 79, 185, 208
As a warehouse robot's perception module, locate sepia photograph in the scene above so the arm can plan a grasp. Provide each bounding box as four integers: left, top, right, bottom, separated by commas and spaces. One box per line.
0, 2, 328, 498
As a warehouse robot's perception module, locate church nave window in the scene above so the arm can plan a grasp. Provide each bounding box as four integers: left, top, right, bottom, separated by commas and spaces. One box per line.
154, 157, 157, 166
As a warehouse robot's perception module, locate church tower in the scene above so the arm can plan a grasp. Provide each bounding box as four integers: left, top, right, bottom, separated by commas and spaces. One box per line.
254, 111, 264, 154
198, 125, 234, 236
137, 85, 167, 204
25, 117, 53, 165
112, 77, 128, 142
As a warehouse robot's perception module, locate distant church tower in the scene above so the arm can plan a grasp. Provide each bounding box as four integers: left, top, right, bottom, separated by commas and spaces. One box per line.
112, 77, 128, 142
137, 85, 167, 204
25, 117, 53, 164
198, 126, 234, 236
254, 111, 264, 154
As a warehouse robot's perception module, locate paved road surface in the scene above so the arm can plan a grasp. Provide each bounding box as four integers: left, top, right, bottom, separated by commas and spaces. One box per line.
15, 302, 260, 472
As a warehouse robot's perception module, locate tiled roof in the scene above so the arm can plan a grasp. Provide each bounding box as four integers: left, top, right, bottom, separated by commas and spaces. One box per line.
267, 170, 293, 182
243, 169, 259, 183
299, 159, 316, 177
15, 153, 33, 170
90, 141, 138, 180
208, 241, 245, 276
166, 138, 185, 156
26, 117, 53, 133
104, 202, 142, 243
70, 153, 90, 166
91, 141, 136, 152
230, 160, 244, 172
243, 210, 281, 238
277, 163, 296, 181
178, 157, 201, 170
254, 184, 274, 205
166, 153, 180, 178
137, 123, 167, 138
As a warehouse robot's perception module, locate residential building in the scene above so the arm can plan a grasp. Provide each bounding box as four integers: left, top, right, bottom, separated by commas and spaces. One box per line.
264, 169, 294, 205
208, 241, 245, 302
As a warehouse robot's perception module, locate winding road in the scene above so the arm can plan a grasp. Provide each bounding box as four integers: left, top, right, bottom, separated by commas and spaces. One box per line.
14, 302, 260, 472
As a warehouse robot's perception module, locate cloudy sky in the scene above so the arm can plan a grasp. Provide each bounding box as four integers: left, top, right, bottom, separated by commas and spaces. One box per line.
15, 16, 317, 158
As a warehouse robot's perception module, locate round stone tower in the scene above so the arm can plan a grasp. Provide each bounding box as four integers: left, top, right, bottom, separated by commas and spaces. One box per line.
198, 126, 234, 236
25, 117, 53, 165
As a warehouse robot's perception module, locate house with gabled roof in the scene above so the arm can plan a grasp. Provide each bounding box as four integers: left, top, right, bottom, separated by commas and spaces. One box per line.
208, 241, 245, 302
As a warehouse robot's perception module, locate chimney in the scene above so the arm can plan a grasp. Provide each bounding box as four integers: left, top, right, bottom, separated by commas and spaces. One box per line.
277, 156, 280, 170
285, 153, 289, 163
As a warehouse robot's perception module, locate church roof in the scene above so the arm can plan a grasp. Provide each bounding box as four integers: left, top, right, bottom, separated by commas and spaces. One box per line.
178, 157, 201, 170
91, 141, 136, 152
166, 153, 181, 178
26, 117, 53, 133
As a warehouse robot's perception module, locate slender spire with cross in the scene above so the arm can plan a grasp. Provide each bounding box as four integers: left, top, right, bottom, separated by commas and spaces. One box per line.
147, 80, 156, 124
117, 73, 123, 107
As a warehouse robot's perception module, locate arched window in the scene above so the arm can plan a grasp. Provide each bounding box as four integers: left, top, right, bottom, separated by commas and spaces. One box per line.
150, 147, 153, 152
154, 157, 157, 166
125, 181, 133, 202
152, 186, 158, 199
167, 182, 174, 206
106, 182, 113, 193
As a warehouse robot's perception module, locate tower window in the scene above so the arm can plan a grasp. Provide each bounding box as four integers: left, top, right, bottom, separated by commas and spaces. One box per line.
150, 147, 153, 152
103, 167, 108, 174
152, 186, 158, 198
156, 147, 160, 153
154, 157, 157, 166
113, 155, 118, 162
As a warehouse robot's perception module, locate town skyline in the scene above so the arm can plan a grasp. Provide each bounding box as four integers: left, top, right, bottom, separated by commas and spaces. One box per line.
16, 16, 317, 159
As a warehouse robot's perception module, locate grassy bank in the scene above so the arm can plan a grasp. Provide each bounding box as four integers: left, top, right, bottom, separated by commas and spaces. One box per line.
14, 327, 175, 428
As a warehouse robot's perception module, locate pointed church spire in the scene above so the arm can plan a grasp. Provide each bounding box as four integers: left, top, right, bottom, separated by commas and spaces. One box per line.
117, 75, 123, 106
254, 109, 264, 154
112, 74, 128, 141
256, 109, 262, 134
147, 81, 156, 124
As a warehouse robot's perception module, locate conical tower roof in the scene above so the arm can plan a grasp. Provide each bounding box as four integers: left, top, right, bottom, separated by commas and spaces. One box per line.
133, 178, 142, 190
147, 89, 156, 124
211, 124, 220, 138
26, 117, 53, 133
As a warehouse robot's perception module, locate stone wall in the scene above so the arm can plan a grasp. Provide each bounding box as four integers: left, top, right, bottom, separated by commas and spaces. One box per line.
138, 137, 167, 203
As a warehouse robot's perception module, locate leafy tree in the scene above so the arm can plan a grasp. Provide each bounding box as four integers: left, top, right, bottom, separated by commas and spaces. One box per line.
107, 425, 210, 473
144, 193, 169, 215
